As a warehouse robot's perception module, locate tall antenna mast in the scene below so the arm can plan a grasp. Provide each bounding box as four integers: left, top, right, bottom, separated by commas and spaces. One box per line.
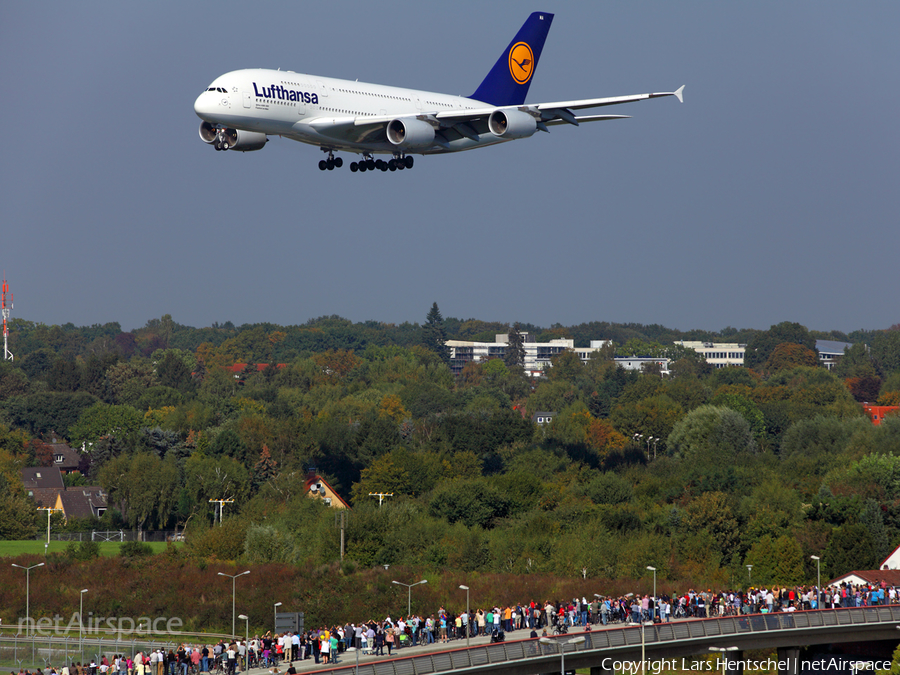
1, 276, 11, 361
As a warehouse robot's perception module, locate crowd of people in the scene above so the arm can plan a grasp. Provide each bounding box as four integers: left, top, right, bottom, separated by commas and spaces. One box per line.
12, 581, 895, 675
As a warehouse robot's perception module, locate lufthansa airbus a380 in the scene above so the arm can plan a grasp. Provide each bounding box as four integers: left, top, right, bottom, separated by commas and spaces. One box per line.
193, 12, 684, 172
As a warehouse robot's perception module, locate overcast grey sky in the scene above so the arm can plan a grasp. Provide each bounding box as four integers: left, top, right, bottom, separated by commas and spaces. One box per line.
2, 2, 898, 334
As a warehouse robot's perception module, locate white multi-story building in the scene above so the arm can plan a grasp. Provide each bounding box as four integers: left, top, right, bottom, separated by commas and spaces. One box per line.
446, 334, 664, 376
447, 333, 587, 376
675, 341, 746, 368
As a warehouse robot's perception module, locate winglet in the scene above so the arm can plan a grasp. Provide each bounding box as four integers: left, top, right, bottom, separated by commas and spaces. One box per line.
674, 85, 685, 103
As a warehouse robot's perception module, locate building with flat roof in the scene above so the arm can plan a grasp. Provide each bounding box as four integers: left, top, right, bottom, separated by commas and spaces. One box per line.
815, 340, 853, 371
447, 334, 612, 376
447, 334, 668, 376
675, 341, 746, 368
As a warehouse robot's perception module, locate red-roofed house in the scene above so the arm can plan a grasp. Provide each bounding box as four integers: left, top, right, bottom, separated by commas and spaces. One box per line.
304, 468, 350, 510
862, 404, 900, 426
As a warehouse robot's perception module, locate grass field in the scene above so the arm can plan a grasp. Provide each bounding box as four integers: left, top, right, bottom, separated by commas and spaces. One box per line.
0, 541, 173, 557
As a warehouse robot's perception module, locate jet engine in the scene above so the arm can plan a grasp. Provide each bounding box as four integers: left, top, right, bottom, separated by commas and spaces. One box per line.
199, 121, 268, 151
386, 118, 435, 150
488, 109, 537, 139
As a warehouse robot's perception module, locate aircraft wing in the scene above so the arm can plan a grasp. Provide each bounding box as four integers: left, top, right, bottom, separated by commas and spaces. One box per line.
299, 85, 683, 144
435, 85, 684, 130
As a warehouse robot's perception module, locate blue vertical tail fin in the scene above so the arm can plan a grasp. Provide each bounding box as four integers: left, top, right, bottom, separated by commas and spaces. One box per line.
470, 12, 554, 106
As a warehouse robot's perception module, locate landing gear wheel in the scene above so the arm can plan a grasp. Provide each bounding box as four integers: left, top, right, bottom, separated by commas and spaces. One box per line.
405, 155, 414, 169
359, 161, 367, 172
334, 157, 343, 168
318, 160, 327, 171
350, 162, 358, 172
366, 159, 376, 170
375, 159, 385, 170
326, 158, 335, 170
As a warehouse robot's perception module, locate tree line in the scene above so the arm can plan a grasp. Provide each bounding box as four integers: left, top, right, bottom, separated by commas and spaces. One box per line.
0, 310, 899, 591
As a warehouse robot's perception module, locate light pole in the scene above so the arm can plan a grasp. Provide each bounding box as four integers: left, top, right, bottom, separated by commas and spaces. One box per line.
640, 622, 655, 675
710, 646, 739, 675
459, 585, 470, 649
11, 562, 44, 636
746, 565, 752, 583
391, 579, 427, 616
79, 588, 88, 655
346, 646, 359, 675
218, 570, 250, 638
811, 556, 821, 607
238, 614, 249, 647
646, 566, 657, 620
274, 602, 282, 633
540, 635, 585, 675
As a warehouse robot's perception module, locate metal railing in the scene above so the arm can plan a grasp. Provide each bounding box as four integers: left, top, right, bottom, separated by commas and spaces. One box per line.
0, 631, 233, 670
302, 606, 900, 675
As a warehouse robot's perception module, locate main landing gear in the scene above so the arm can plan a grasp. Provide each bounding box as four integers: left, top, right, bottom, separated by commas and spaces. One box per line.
318, 149, 344, 171
349, 154, 414, 173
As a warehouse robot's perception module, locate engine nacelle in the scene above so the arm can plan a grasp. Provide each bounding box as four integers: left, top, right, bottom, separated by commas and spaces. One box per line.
386, 118, 435, 150
199, 122, 268, 152
488, 109, 537, 139
199, 121, 218, 143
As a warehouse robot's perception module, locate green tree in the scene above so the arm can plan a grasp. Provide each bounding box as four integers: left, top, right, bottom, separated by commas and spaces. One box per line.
824, 522, 877, 572
68, 402, 144, 447
682, 492, 741, 565
421, 303, 450, 365
98, 452, 180, 533
182, 453, 252, 521
0, 473, 38, 539
744, 321, 816, 370
504, 323, 525, 368
764, 343, 819, 372
154, 349, 197, 393
244, 524, 299, 564
871, 330, 900, 375
834, 342, 878, 379
667, 404, 756, 463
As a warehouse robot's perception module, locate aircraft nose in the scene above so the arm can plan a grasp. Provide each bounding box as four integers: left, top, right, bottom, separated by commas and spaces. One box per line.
194, 92, 207, 117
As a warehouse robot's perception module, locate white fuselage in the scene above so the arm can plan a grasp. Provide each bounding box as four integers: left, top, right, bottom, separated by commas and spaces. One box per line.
193, 68, 506, 155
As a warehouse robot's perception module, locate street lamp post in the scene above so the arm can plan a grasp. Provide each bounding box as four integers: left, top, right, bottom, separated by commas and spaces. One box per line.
391, 579, 427, 617
11, 562, 44, 636
274, 602, 282, 633
710, 646, 739, 675
646, 566, 657, 620
746, 565, 752, 583
346, 646, 359, 675
811, 556, 821, 607
218, 570, 250, 638
238, 614, 249, 648
540, 636, 585, 675
459, 585, 470, 649
78, 588, 87, 649
640, 622, 655, 675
